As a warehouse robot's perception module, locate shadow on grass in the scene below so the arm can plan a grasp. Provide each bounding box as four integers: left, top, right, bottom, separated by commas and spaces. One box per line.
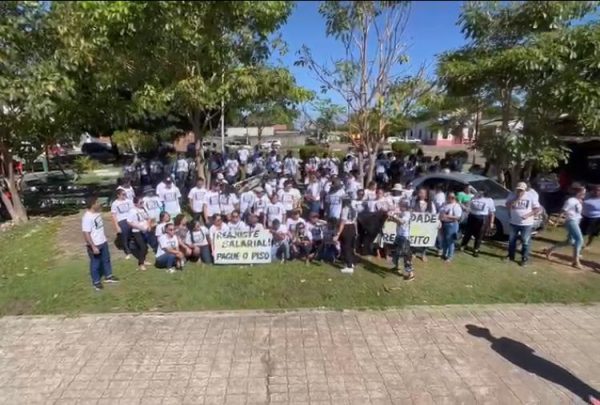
544, 251, 600, 275
466, 324, 600, 404
532, 234, 564, 245
355, 255, 400, 278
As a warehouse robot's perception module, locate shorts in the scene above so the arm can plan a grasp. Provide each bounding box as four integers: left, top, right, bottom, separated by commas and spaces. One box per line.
580, 216, 600, 237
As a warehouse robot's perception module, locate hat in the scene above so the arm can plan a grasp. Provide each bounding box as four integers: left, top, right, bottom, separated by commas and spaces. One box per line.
516, 182, 528, 191
392, 183, 403, 192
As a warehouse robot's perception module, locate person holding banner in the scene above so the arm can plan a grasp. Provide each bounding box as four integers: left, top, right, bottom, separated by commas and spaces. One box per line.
388, 201, 414, 281
439, 193, 463, 262
460, 190, 496, 257
411, 187, 437, 262
209, 214, 230, 252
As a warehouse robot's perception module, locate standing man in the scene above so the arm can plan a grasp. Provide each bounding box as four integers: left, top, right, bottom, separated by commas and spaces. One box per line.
188, 178, 208, 222
175, 154, 189, 191
506, 182, 541, 266
82, 196, 119, 291
158, 176, 182, 217
238, 147, 250, 180
111, 188, 133, 259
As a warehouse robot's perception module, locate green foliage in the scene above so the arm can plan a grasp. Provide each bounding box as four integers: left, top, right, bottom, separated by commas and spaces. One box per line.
298, 146, 330, 161
73, 156, 100, 174
391, 142, 419, 156
111, 129, 158, 154
445, 150, 469, 161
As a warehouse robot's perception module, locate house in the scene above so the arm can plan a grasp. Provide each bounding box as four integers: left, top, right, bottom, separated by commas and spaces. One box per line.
400, 120, 472, 146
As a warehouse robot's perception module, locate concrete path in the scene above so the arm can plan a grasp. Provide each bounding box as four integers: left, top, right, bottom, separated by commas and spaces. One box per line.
1, 305, 599, 405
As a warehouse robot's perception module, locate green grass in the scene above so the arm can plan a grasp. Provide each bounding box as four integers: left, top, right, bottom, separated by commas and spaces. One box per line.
1, 218, 599, 316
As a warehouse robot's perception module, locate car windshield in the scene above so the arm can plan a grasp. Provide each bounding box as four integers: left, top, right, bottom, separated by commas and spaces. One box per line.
469, 179, 509, 200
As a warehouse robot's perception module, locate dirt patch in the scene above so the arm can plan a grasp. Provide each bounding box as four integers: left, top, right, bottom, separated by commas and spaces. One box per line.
56, 212, 118, 260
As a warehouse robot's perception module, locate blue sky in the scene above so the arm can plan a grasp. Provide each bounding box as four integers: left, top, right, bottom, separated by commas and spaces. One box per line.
272, 1, 468, 107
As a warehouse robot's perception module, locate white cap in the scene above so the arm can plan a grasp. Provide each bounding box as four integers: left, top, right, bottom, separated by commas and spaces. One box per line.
392, 183, 403, 191
516, 182, 528, 191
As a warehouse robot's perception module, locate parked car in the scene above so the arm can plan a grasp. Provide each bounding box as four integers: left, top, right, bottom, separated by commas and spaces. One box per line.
411, 173, 546, 239
225, 140, 251, 152
81, 142, 117, 163
260, 139, 281, 150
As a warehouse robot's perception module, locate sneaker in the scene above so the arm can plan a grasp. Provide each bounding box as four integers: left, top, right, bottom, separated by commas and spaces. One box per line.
125, 254, 131, 260
520, 260, 529, 267
93, 282, 103, 291
104, 276, 119, 283
404, 272, 415, 282
572, 261, 582, 269
167, 268, 176, 274
502, 256, 515, 263
139, 265, 147, 271
473, 250, 480, 258
341, 267, 354, 274
444, 258, 452, 263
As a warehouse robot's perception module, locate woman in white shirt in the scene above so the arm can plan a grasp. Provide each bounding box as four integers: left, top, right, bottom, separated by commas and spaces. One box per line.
186, 220, 212, 264
266, 194, 286, 228
439, 193, 463, 262
111, 188, 133, 258
334, 197, 357, 274
545, 185, 586, 268
209, 214, 230, 255
155, 223, 184, 273
126, 197, 151, 271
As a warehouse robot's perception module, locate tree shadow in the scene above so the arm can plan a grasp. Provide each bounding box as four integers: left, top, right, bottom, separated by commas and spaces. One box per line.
532, 234, 564, 245
544, 251, 600, 274
355, 255, 400, 278
466, 324, 600, 403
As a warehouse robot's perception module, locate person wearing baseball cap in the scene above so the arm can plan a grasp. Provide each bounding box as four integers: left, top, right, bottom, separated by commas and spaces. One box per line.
505, 181, 541, 266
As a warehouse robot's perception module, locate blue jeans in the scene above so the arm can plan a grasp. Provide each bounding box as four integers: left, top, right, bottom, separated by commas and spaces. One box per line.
553, 219, 583, 257
392, 235, 412, 272
155, 253, 177, 269
118, 219, 131, 254
198, 245, 212, 264
442, 222, 459, 259
508, 224, 533, 262
86, 242, 112, 285
271, 241, 290, 261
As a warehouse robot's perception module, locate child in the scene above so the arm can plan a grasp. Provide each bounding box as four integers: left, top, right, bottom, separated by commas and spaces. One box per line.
388, 200, 414, 281
270, 219, 290, 262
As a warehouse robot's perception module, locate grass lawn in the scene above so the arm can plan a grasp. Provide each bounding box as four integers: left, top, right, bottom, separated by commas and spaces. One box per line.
0, 216, 599, 316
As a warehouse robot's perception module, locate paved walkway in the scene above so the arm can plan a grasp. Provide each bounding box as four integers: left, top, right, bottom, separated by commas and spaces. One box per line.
1, 305, 599, 405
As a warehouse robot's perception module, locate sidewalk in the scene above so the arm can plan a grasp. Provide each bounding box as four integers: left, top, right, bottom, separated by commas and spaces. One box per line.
0, 304, 599, 404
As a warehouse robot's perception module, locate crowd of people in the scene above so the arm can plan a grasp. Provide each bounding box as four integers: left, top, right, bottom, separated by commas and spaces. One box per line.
81, 144, 593, 291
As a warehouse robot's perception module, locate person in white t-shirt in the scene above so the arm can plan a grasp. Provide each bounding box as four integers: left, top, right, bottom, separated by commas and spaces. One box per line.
460, 190, 496, 257
266, 194, 286, 227
82, 196, 119, 290
228, 210, 249, 232
433, 184, 446, 212
439, 193, 463, 262
285, 210, 306, 233
111, 188, 133, 258
345, 174, 360, 200
126, 197, 151, 271
203, 182, 222, 225
506, 182, 541, 266
364, 181, 377, 202
208, 215, 230, 256
143, 189, 162, 224
224, 154, 240, 184
387, 200, 413, 281
155, 223, 184, 273
325, 180, 346, 219
283, 151, 299, 179
277, 181, 301, 215
246, 213, 265, 232
291, 221, 313, 262
239, 188, 256, 219
305, 173, 322, 214
270, 219, 290, 262
188, 178, 208, 222
175, 155, 189, 189
116, 178, 136, 202
186, 220, 212, 264
238, 148, 250, 179
544, 184, 586, 268
252, 187, 270, 224
219, 186, 239, 219
158, 178, 182, 217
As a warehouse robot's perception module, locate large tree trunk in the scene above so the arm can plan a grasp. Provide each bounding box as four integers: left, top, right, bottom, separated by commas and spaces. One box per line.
0, 141, 28, 224
366, 144, 377, 185
189, 111, 207, 183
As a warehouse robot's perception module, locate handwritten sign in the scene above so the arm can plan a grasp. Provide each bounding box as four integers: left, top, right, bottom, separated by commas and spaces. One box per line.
213, 230, 272, 264
381, 212, 440, 247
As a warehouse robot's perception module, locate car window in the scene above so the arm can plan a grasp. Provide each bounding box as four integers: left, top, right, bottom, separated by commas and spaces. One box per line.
469, 179, 510, 200
447, 180, 467, 194
420, 178, 447, 191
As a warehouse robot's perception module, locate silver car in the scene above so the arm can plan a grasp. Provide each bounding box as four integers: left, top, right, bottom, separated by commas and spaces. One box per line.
411, 173, 546, 239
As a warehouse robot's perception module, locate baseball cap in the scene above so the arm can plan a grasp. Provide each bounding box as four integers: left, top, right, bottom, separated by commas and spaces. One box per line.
516, 182, 528, 191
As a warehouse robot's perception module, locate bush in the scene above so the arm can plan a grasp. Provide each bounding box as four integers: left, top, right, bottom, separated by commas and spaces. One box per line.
391, 142, 420, 156
445, 150, 469, 161
73, 155, 100, 174
299, 145, 329, 161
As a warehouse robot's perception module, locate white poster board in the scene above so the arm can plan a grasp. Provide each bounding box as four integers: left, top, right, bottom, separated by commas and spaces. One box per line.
381, 212, 440, 247
213, 230, 272, 264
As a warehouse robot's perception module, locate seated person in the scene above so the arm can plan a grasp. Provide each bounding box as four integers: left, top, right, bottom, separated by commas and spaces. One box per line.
270, 219, 290, 262
185, 220, 212, 264
320, 218, 340, 263
155, 223, 185, 272
174, 214, 193, 259
291, 222, 313, 263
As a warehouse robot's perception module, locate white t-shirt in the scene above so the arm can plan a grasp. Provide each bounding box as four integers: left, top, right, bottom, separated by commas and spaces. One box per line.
562, 197, 582, 222
209, 223, 230, 243
340, 206, 357, 223
469, 197, 496, 216
228, 220, 249, 233
238, 149, 249, 164
205, 191, 221, 216
283, 157, 299, 175
351, 199, 366, 215
252, 195, 270, 215
247, 222, 265, 232
176, 159, 189, 173
155, 222, 170, 237
219, 193, 238, 215
326, 189, 346, 219
508, 194, 540, 226
159, 186, 182, 216
286, 217, 306, 232
271, 224, 290, 244
345, 179, 360, 200
364, 189, 377, 201
266, 202, 286, 226
225, 159, 239, 177
127, 207, 149, 233
394, 211, 410, 238
239, 191, 256, 214
82, 211, 107, 246
111, 199, 132, 222
186, 226, 210, 247
157, 234, 179, 258
306, 182, 321, 201
306, 221, 325, 241
440, 202, 463, 223
143, 196, 162, 222
188, 187, 208, 214
434, 192, 446, 211
278, 189, 298, 211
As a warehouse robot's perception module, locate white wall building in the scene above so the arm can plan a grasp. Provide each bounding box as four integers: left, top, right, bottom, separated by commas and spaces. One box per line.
400, 120, 472, 146
226, 126, 275, 137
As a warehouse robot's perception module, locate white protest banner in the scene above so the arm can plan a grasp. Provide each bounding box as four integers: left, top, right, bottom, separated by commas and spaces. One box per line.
213, 230, 272, 264
381, 212, 440, 247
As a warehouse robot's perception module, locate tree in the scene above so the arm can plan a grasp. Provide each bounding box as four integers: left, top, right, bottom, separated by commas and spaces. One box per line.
297, 1, 431, 184
313, 99, 345, 140
53, 1, 295, 181
0, 1, 78, 223
112, 129, 157, 156
438, 1, 599, 187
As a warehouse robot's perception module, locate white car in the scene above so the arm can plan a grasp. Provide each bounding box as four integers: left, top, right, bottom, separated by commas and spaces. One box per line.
411, 173, 546, 239
260, 140, 281, 150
